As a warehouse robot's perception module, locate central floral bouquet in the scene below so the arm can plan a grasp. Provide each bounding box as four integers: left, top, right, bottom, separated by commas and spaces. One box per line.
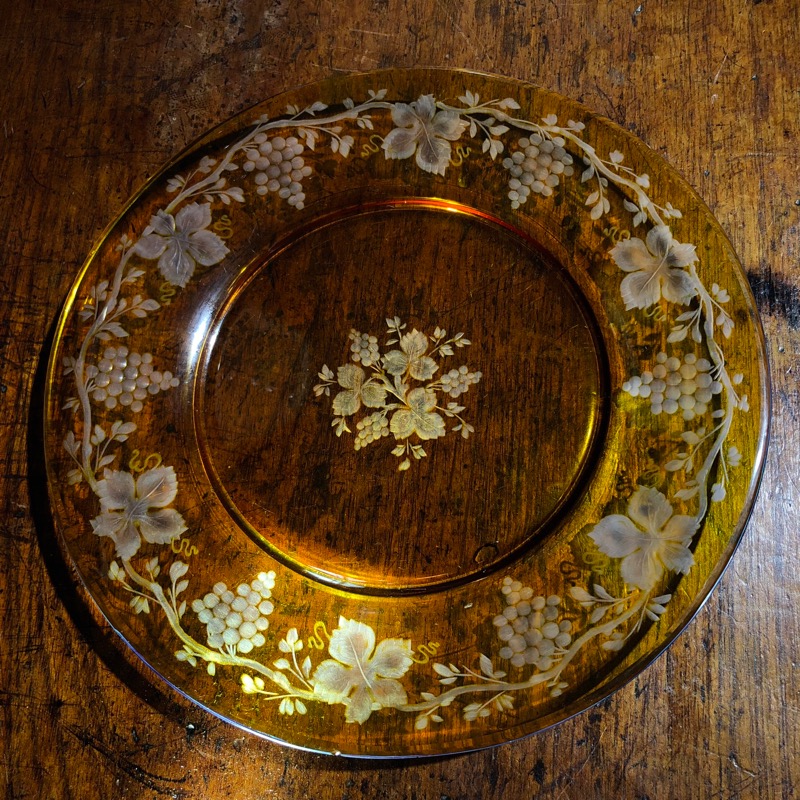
313, 316, 482, 471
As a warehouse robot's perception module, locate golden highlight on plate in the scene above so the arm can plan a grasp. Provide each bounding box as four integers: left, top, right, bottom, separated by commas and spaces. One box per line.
45, 69, 768, 756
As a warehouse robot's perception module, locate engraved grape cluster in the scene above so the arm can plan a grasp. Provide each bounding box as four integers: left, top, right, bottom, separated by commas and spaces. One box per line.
440, 366, 482, 398
192, 572, 276, 655
502, 135, 575, 209
623, 352, 723, 421
354, 412, 391, 450
87, 346, 179, 412
493, 577, 572, 680
349, 330, 380, 368
242, 134, 311, 209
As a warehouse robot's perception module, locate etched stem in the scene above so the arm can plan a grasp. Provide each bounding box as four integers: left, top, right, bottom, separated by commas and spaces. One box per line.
73, 246, 136, 490
689, 266, 738, 520
120, 560, 315, 699
401, 592, 649, 714
439, 102, 664, 223
165, 100, 392, 212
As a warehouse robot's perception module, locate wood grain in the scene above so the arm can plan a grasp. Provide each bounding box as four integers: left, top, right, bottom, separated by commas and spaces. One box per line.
1, 0, 797, 796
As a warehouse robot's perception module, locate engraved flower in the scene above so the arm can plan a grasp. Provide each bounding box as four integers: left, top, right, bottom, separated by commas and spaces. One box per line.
134, 202, 229, 288
331, 364, 387, 417
382, 95, 469, 176
312, 617, 413, 724
390, 387, 446, 441
382, 329, 438, 381
610, 225, 697, 310
90, 466, 187, 561
314, 319, 480, 471
589, 486, 696, 590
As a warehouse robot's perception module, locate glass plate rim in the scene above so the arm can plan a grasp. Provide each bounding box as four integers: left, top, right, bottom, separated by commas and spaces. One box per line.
43, 66, 771, 757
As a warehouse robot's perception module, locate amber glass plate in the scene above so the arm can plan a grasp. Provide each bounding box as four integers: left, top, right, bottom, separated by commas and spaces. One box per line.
45, 69, 768, 756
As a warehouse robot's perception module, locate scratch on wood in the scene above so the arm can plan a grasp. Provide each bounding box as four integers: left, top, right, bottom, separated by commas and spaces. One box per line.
434, 0, 482, 59
712, 52, 729, 84
555, 729, 604, 797
349, 29, 394, 37
65, 726, 190, 797
728, 752, 757, 778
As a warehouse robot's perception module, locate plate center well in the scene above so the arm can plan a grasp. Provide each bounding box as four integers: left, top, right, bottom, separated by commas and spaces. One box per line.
197, 203, 607, 592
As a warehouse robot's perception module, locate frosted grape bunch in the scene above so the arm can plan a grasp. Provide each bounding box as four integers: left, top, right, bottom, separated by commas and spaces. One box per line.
623, 352, 723, 421
242, 134, 312, 209
192, 572, 276, 655
493, 577, 572, 672
502, 134, 575, 210
87, 346, 179, 412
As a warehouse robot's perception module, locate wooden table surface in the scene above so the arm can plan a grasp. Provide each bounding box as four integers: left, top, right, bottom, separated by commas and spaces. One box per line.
2, 1, 797, 797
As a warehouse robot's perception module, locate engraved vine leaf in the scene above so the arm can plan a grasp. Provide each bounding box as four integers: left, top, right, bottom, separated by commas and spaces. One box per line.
134, 203, 229, 288
610, 224, 697, 310
90, 466, 187, 561
312, 617, 414, 724
589, 486, 696, 590
382, 95, 469, 176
